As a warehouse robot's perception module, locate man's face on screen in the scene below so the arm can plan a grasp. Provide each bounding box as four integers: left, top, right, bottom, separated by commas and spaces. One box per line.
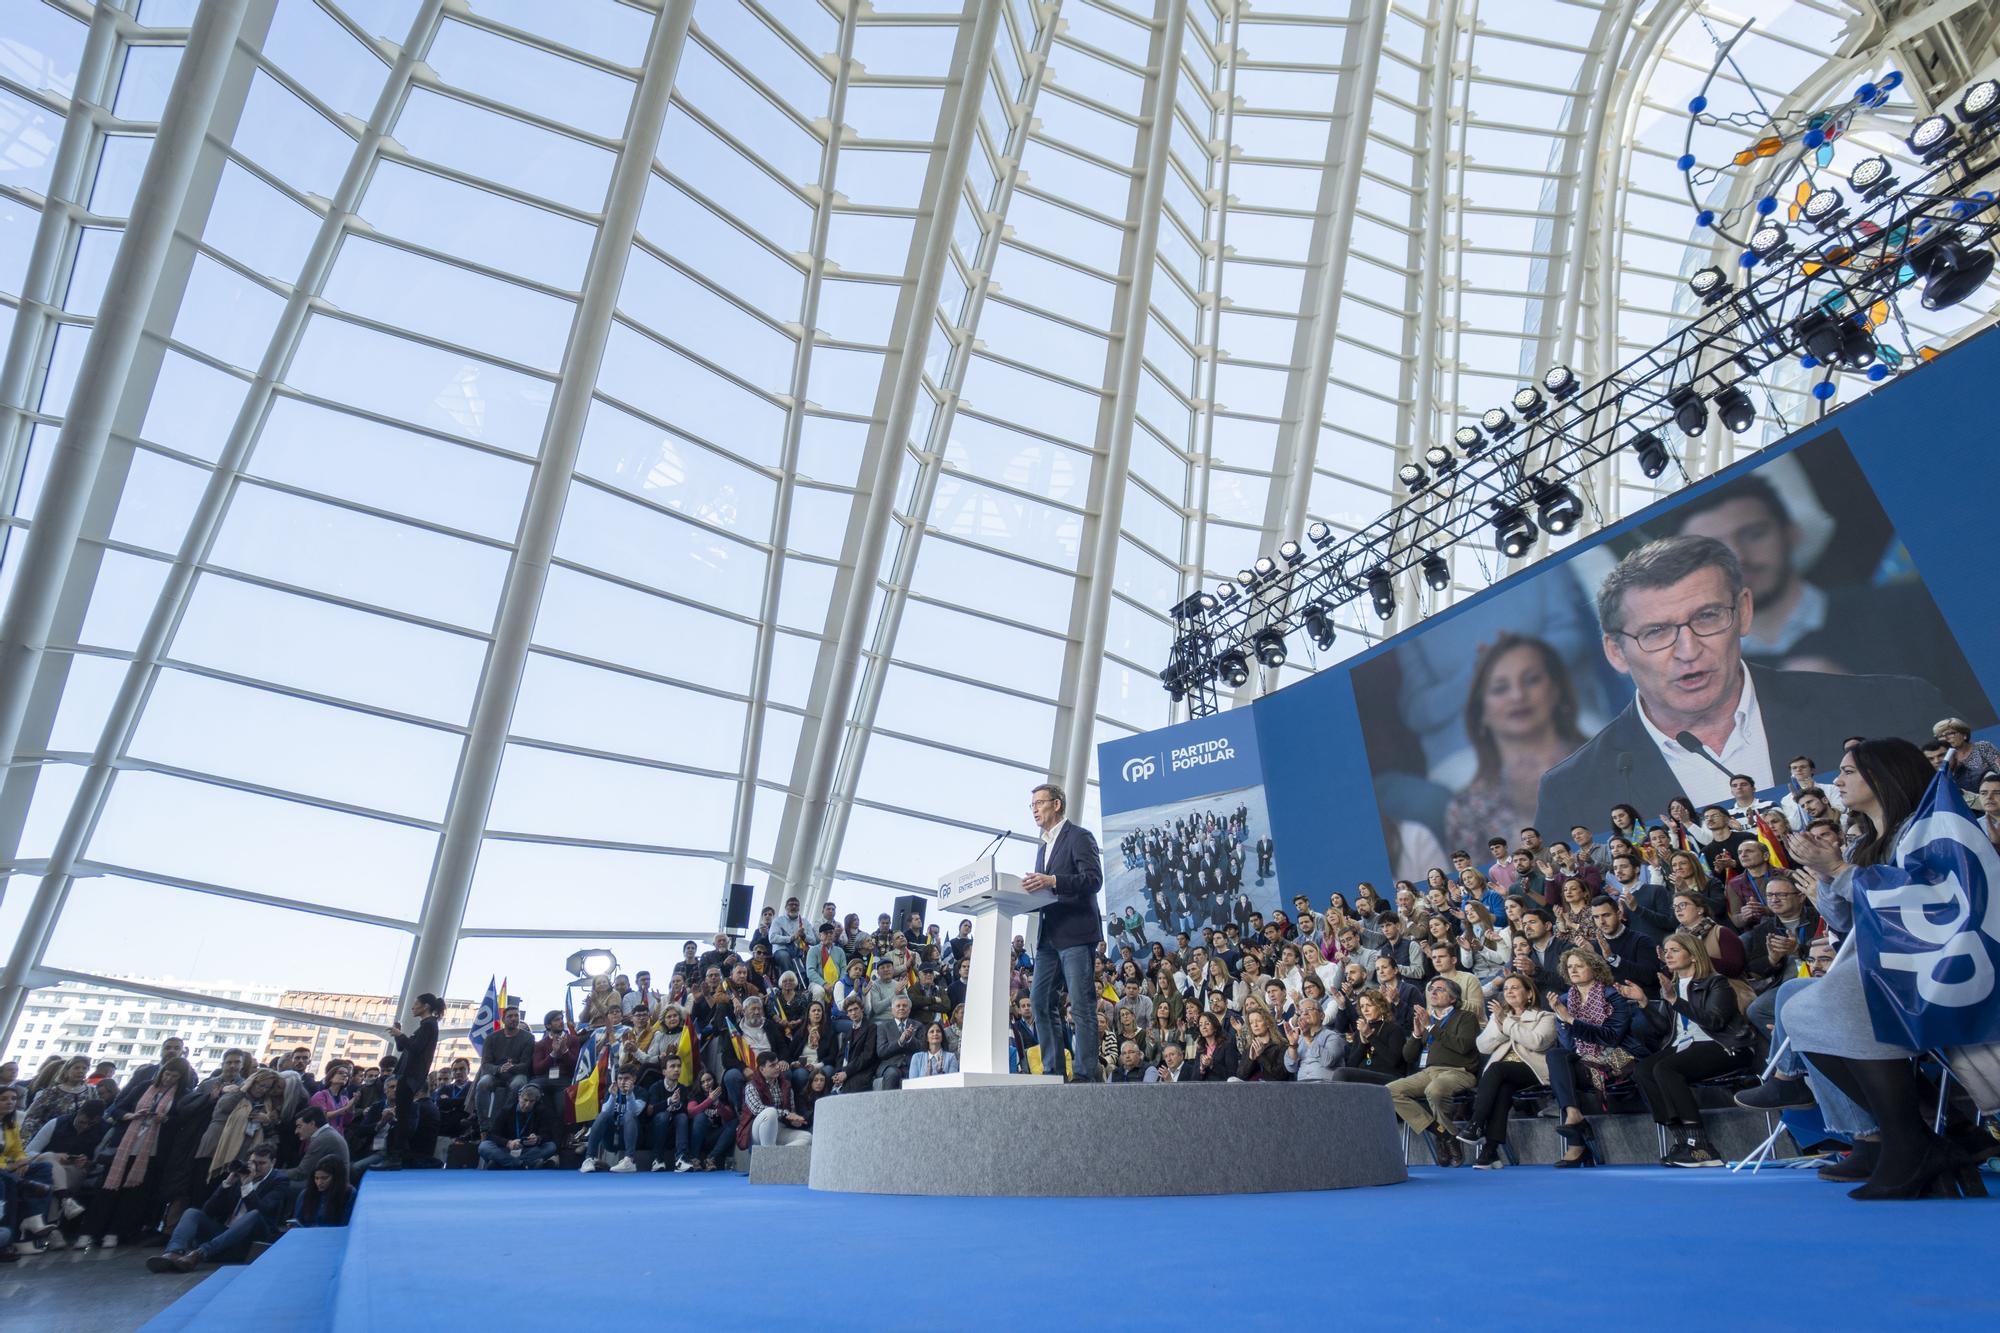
1604, 566, 1749, 728
1677, 496, 1794, 604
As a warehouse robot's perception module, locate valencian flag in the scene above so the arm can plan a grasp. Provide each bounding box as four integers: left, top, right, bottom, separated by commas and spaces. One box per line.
566, 1027, 608, 1124
468, 976, 501, 1056
1850, 768, 2000, 1049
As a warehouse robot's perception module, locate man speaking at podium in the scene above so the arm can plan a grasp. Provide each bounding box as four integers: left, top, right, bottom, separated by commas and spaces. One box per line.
1023, 782, 1104, 1083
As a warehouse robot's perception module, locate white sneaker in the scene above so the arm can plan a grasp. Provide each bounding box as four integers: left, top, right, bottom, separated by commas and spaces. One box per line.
100, 1235, 118, 1249
60, 1199, 83, 1221
673, 1158, 694, 1173
19, 1216, 48, 1237
42, 1234, 67, 1251
72, 1236, 95, 1252
578, 1157, 598, 1173
650, 1158, 668, 1172
609, 1157, 636, 1173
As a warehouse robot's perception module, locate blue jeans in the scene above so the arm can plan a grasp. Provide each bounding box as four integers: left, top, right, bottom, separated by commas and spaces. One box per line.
477, 1140, 557, 1169
686, 1114, 731, 1165
168, 1205, 272, 1262
649, 1110, 691, 1160
1772, 976, 1875, 1137
1031, 940, 1099, 1082
584, 1100, 643, 1159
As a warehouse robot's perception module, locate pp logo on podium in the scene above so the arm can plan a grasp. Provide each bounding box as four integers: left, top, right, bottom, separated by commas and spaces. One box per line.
1120, 755, 1158, 783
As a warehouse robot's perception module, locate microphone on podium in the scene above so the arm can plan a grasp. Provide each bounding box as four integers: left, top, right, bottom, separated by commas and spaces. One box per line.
969, 827, 1010, 863
1674, 731, 1739, 786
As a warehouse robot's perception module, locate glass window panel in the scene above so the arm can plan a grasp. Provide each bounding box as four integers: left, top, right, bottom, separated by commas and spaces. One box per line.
1030, 89, 1138, 164
531, 565, 757, 695
261, 0, 388, 120
463, 841, 723, 933
321, 236, 576, 370
835, 148, 932, 208
169, 255, 286, 370
761, 628, 819, 708
127, 668, 462, 820
2, 2, 88, 98
334, 0, 423, 43
782, 483, 852, 560
207, 482, 510, 630
1045, 40, 1142, 110
616, 247, 794, 392
553, 483, 768, 618
855, 732, 1035, 828
231, 73, 355, 198
112, 43, 179, 121
795, 412, 869, 485
1002, 191, 1123, 273
659, 107, 811, 252
425, 19, 633, 138
837, 804, 988, 890
804, 343, 884, 416
251, 396, 532, 542
201, 161, 320, 283
139, 352, 249, 462
1121, 478, 1182, 559
88, 769, 437, 919
841, 84, 942, 142
391, 88, 614, 212
910, 536, 1069, 623
1220, 259, 1304, 311
929, 472, 1081, 563
823, 209, 914, 275
943, 414, 1088, 502
462, 0, 651, 64
0, 88, 59, 197
597, 320, 783, 465
576, 398, 773, 539
814, 276, 900, 345
873, 666, 1054, 766
109, 448, 206, 554
285, 316, 553, 455
959, 356, 1099, 444
58, 224, 117, 318
76, 551, 170, 652
1018, 139, 1128, 217
172, 572, 484, 723
677, 41, 820, 185
1234, 67, 1340, 114
974, 300, 1107, 382
359, 160, 595, 292
88, 133, 152, 216
1103, 593, 1169, 668
34, 320, 86, 418
1111, 536, 1176, 608
1063, 1, 1151, 64
775, 555, 835, 632
850, 23, 959, 77
487, 744, 736, 845
512, 652, 745, 772
697, 0, 828, 117
988, 245, 1113, 326
636, 175, 804, 316
1203, 465, 1269, 523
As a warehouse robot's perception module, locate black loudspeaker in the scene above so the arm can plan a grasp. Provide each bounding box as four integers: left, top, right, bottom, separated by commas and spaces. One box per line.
724, 883, 753, 931
892, 893, 926, 935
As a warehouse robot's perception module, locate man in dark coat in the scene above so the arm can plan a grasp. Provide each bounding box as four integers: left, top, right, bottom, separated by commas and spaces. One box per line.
1024, 781, 1104, 1083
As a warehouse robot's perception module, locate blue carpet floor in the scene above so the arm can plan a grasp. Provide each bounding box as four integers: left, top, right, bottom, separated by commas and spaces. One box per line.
144, 1166, 1998, 1331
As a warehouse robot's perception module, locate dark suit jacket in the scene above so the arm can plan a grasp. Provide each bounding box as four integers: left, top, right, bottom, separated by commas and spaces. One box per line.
394, 1017, 438, 1091
198, 1170, 292, 1231
1533, 665, 1948, 836
1034, 822, 1105, 951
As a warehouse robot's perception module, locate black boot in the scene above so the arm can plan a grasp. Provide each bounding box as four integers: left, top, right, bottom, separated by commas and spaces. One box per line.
1817, 1137, 1881, 1182
1808, 1054, 1956, 1200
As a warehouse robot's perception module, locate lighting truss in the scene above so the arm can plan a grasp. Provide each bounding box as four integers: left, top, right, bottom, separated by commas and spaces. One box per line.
1162, 129, 2000, 718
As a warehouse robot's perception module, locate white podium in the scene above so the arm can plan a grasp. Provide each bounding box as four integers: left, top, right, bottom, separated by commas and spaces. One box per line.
906, 855, 1060, 1089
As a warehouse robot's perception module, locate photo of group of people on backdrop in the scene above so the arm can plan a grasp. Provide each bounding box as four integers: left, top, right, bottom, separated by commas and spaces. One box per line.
1104, 795, 1280, 948
1352, 430, 1994, 875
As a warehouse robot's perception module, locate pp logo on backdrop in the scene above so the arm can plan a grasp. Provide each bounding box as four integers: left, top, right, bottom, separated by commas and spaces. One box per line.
1121, 755, 1158, 783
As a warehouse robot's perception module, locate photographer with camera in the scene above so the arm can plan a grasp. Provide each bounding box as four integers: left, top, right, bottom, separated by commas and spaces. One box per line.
147, 1143, 289, 1274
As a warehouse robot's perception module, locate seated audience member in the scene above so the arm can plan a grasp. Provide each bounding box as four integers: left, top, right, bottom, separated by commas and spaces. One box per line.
1935, 717, 2000, 793
77, 1056, 195, 1251
872, 994, 924, 1091
0, 1087, 59, 1256
1146, 1044, 1192, 1083
478, 1085, 558, 1171
1741, 877, 1821, 993
1513, 906, 1565, 985
197, 1068, 286, 1188
1233, 1007, 1290, 1082
1622, 931, 1756, 1167
1606, 850, 1676, 937
1550, 878, 1602, 952
307, 1061, 357, 1137
285, 1158, 351, 1230
1587, 896, 1661, 999
1284, 1000, 1344, 1083
1670, 889, 1746, 978
1465, 975, 1555, 1168
290, 1105, 348, 1185
1375, 913, 1423, 981
1546, 950, 1645, 1167
1191, 1012, 1238, 1082
738, 1053, 810, 1150
834, 998, 879, 1092
1327, 991, 1410, 1086
533, 1011, 583, 1093
1426, 942, 1484, 1020
25, 1095, 108, 1227
1722, 837, 1786, 931
1979, 773, 2000, 854
683, 1069, 734, 1172
431, 1059, 473, 1140
906, 1016, 958, 1080
1371, 955, 1420, 1028
580, 1067, 646, 1173
646, 1057, 690, 1171
1386, 978, 1482, 1166
21, 1057, 91, 1140
805, 924, 847, 1004
475, 1004, 535, 1131
1109, 1041, 1149, 1083
146, 1144, 289, 1273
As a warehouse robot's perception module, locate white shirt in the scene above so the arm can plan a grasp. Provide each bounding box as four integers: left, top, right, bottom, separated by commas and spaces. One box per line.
1039, 819, 1067, 858
1671, 977, 1715, 1052
1634, 663, 1772, 806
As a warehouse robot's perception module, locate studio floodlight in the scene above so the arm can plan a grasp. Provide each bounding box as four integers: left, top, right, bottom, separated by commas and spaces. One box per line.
1481, 407, 1516, 441
1236, 567, 1257, 590
1542, 365, 1580, 401
1668, 385, 1708, 437
1802, 186, 1847, 229
1398, 462, 1428, 489
1215, 580, 1238, 602
1847, 154, 1895, 200
1512, 385, 1547, 421
1420, 552, 1450, 592
1453, 425, 1484, 456
1305, 520, 1334, 547
1253, 555, 1278, 581
1217, 646, 1251, 689
1688, 265, 1732, 304
1490, 504, 1535, 559
1632, 430, 1671, 479
1423, 444, 1455, 475
1712, 383, 1756, 435
1277, 539, 1305, 566
1302, 599, 1336, 650
1531, 479, 1583, 535
1908, 113, 1956, 162
1366, 566, 1396, 621
1959, 78, 2000, 126
567, 948, 619, 979
1748, 221, 1790, 259
1252, 627, 1288, 669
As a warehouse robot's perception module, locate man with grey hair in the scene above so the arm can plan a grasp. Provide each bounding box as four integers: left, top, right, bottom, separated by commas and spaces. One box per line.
1386, 977, 1482, 1167
1282, 998, 1344, 1082
1532, 533, 1946, 834
1024, 781, 1105, 1083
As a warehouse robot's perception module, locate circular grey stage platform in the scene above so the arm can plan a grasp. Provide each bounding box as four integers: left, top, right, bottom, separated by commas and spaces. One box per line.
808, 1082, 1407, 1197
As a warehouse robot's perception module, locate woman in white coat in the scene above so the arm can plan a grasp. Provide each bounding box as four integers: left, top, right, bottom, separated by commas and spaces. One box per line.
1464, 973, 1556, 1169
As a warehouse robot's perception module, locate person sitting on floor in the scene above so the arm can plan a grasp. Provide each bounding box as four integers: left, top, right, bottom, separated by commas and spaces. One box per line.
289, 1105, 348, 1186
478, 1085, 558, 1171
738, 1053, 810, 1152
147, 1144, 290, 1274
285, 1158, 352, 1231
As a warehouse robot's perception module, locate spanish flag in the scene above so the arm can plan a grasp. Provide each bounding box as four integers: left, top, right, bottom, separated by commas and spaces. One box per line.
1753, 813, 1790, 871
566, 1029, 608, 1124
674, 1021, 699, 1087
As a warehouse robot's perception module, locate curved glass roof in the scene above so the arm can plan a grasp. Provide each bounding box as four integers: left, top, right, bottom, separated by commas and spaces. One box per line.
0, 0, 1992, 1036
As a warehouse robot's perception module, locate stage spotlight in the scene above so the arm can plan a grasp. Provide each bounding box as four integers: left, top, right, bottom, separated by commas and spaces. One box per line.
1542, 365, 1581, 401
1277, 539, 1304, 566
1802, 186, 1846, 229
1423, 444, 1455, 476
1366, 566, 1395, 621
1748, 221, 1789, 259
1236, 566, 1257, 591
1398, 462, 1428, 489
1490, 504, 1536, 559
1215, 580, 1238, 602
1481, 407, 1515, 441
1792, 310, 1874, 370
1302, 599, 1336, 650
1910, 229, 1996, 311
1305, 520, 1333, 547
1252, 627, 1288, 669
1712, 383, 1756, 434
1668, 385, 1707, 436
1908, 113, 1956, 162
1168, 592, 1214, 620
1253, 556, 1278, 581
1420, 552, 1450, 592
1532, 479, 1583, 535
567, 948, 618, 979
1632, 430, 1671, 479
1688, 265, 1732, 304
1960, 78, 2000, 126
1454, 425, 1486, 457
1216, 646, 1250, 688
1512, 385, 1547, 421
1848, 154, 1895, 199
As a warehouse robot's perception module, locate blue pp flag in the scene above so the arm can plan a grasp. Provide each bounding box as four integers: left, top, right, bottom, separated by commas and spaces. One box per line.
468, 975, 500, 1056
1851, 770, 2000, 1050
